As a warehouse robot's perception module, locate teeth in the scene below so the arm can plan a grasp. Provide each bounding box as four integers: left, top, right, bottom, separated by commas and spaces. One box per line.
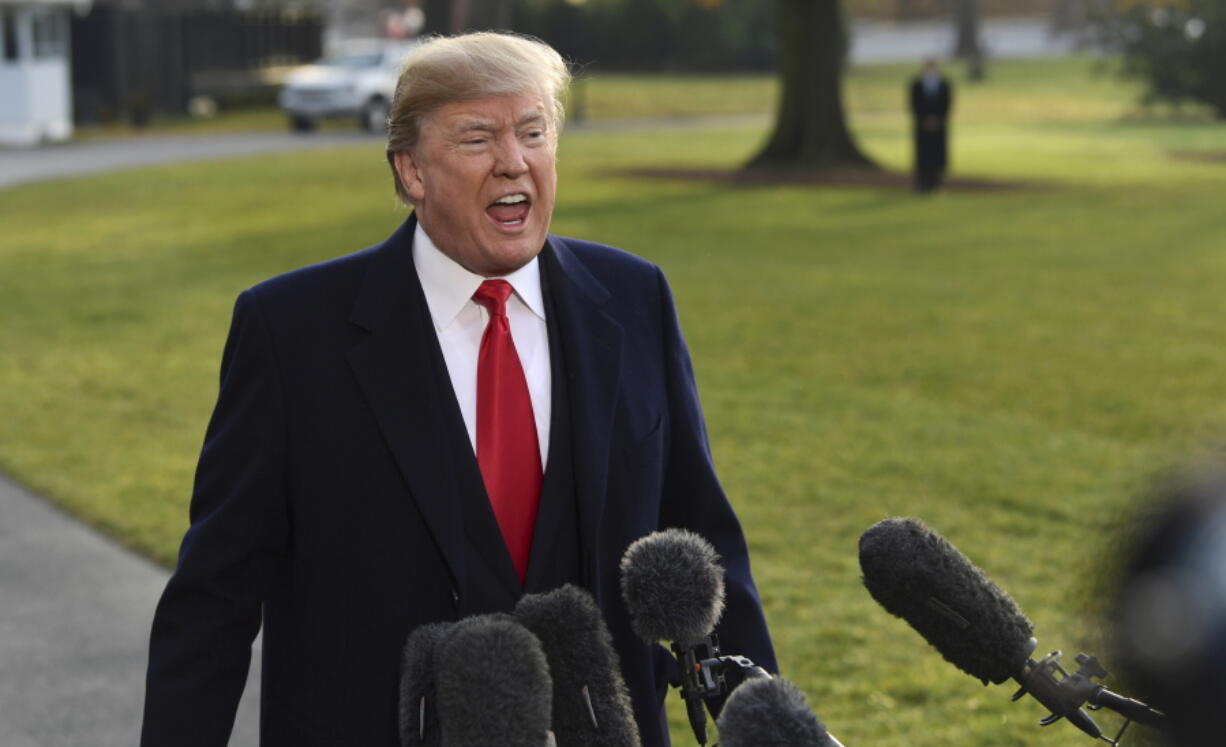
495, 194, 528, 205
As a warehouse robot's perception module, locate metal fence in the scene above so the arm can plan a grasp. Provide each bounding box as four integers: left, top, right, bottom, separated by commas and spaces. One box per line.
71, 5, 323, 125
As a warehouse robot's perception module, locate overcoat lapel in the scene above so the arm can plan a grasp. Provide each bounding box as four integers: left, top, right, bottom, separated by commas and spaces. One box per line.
541, 237, 624, 601
343, 222, 624, 605
343, 217, 477, 598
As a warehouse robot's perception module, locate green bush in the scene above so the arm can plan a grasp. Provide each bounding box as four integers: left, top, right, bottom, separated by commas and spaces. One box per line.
1103, 0, 1226, 117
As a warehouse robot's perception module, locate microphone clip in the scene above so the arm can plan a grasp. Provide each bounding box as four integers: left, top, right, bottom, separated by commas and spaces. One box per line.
673, 635, 776, 746
1012, 642, 1166, 745
673, 636, 722, 745
1013, 648, 1108, 739
698, 654, 772, 693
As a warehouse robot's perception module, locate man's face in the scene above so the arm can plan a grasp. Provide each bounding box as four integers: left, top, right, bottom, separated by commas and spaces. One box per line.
394, 91, 558, 277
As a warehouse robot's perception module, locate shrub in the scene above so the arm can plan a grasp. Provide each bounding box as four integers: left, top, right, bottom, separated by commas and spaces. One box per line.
1102, 0, 1226, 118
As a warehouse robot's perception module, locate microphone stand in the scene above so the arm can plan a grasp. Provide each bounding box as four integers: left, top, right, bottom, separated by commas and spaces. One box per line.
1011, 639, 1167, 745
673, 637, 721, 745
672, 634, 779, 746
690, 653, 848, 747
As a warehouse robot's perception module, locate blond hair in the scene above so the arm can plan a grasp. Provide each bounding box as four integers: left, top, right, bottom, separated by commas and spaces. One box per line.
385, 32, 571, 203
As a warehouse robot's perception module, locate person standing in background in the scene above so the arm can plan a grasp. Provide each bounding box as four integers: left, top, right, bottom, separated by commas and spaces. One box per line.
910, 59, 953, 192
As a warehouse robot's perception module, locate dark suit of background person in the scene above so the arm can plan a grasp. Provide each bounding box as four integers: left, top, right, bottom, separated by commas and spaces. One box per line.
140, 33, 776, 747
910, 61, 953, 192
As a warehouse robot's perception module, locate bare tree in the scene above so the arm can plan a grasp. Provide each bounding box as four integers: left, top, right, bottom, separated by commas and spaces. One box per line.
421, 0, 452, 33
952, 0, 985, 80
745, 0, 875, 172
449, 0, 512, 32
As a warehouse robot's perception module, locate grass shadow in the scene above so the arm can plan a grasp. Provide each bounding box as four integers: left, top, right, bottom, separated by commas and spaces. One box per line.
624, 166, 1044, 193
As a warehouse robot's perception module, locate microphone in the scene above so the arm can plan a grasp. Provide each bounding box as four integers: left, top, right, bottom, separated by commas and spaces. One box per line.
620, 529, 728, 745
434, 614, 554, 747
620, 528, 726, 646
399, 622, 455, 746
514, 584, 642, 747
859, 517, 1034, 686
859, 517, 1166, 741
716, 676, 843, 747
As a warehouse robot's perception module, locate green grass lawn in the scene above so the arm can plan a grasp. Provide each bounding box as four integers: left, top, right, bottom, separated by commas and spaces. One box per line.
71, 70, 782, 138
4, 56, 1225, 744
77, 55, 1199, 138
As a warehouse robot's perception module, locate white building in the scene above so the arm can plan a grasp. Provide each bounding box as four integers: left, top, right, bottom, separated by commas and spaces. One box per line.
0, 0, 91, 146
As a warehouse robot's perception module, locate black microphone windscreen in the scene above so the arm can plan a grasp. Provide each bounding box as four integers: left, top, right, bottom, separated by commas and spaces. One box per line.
859, 517, 1035, 685
436, 615, 553, 747
619, 529, 726, 644
515, 584, 642, 747
717, 677, 836, 747
400, 622, 454, 747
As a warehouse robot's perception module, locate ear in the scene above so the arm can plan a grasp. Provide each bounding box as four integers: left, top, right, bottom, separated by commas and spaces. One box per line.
393, 150, 426, 203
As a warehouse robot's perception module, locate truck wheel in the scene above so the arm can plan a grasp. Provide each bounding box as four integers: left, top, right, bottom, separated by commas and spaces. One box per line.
290, 115, 317, 133
361, 97, 390, 134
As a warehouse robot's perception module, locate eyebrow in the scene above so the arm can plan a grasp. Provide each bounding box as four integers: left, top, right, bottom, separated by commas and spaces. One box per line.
452, 120, 496, 136
516, 112, 547, 128
449, 111, 548, 136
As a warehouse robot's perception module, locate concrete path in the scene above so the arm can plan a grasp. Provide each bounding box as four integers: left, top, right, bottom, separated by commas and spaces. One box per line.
0, 474, 261, 746
0, 131, 380, 190
850, 17, 1082, 63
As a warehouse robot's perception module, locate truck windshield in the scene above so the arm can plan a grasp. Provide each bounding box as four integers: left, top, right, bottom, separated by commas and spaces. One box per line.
320, 53, 382, 69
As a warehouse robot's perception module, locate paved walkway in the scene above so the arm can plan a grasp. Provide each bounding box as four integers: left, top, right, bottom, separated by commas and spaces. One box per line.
850, 17, 1081, 63
0, 475, 261, 746
0, 131, 380, 190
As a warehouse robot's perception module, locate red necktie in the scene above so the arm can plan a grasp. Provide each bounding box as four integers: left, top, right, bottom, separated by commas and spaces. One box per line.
472, 279, 542, 586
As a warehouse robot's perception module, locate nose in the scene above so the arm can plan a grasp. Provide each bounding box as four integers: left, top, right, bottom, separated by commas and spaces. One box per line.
493, 136, 528, 179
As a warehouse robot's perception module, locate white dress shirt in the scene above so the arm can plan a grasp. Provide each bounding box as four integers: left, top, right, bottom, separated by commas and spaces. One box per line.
922, 71, 943, 96
412, 223, 551, 468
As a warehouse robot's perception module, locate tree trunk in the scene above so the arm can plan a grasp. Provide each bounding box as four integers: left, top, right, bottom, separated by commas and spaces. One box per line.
1049, 0, 1079, 33
953, 0, 985, 81
449, 0, 512, 32
746, 0, 875, 171
422, 0, 451, 35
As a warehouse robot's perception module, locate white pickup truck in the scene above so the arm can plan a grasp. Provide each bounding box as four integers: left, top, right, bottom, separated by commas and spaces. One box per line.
279, 40, 417, 133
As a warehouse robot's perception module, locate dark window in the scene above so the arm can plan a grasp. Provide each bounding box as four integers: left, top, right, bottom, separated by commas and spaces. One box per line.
33, 9, 66, 59
2, 9, 19, 63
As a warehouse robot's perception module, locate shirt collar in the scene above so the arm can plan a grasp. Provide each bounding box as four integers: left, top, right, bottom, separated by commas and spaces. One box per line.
412, 221, 546, 332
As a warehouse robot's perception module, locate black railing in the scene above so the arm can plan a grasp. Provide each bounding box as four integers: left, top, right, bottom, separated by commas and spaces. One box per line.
71, 5, 323, 125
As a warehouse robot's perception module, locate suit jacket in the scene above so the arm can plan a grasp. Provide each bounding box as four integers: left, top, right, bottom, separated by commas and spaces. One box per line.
142, 215, 776, 746
909, 76, 952, 124
910, 76, 952, 176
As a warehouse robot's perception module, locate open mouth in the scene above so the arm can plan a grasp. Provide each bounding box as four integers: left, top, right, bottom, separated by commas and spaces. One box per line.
486, 193, 531, 228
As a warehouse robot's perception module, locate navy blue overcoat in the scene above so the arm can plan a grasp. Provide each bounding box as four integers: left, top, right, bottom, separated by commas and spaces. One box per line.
142, 216, 776, 746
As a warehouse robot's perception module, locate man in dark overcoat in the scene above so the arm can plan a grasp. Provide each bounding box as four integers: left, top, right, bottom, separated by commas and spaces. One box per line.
141, 31, 776, 747
910, 59, 953, 192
